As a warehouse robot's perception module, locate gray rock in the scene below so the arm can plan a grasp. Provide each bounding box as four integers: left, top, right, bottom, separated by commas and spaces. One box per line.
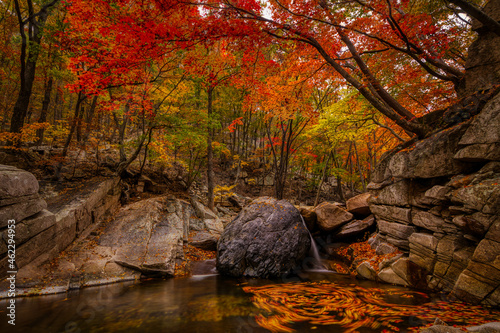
409, 233, 439, 272
467, 322, 500, 333
421, 325, 464, 333
450, 176, 500, 214
346, 193, 371, 216
370, 180, 410, 206
204, 217, 224, 236
388, 150, 410, 178
406, 124, 475, 178
356, 261, 377, 280
100, 197, 184, 276
367, 233, 383, 249
190, 197, 218, 219
412, 210, 446, 232
410, 233, 439, 251
472, 239, 500, 265
1, 209, 56, 249
313, 202, 353, 231
0, 198, 47, 229
190, 232, 218, 251
0, 166, 39, 199
298, 206, 317, 231
391, 257, 410, 282
386, 236, 410, 250
370, 205, 411, 224
453, 272, 496, 304
378, 267, 408, 286
376, 242, 398, 255
459, 92, 500, 145
216, 197, 310, 278
424, 185, 450, 202
452, 214, 494, 237
455, 143, 500, 162
378, 220, 416, 239
378, 253, 403, 270
333, 215, 375, 239
0, 193, 40, 207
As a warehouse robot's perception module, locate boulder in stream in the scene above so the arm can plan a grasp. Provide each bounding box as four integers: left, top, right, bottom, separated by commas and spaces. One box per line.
216, 197, 311, 278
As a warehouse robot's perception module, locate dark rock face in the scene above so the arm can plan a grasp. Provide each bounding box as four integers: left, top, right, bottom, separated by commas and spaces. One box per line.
216, 197, 310, 278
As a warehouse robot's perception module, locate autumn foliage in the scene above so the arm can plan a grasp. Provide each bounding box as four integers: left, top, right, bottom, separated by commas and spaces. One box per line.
0, 0, 484, 199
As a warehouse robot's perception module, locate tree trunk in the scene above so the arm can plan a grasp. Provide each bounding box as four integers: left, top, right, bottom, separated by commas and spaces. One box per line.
10, 0, 57, 135
54, 92, 86, 179
36, 77, 53, 145
207, 86, 215, 210
314, 151, 331, 207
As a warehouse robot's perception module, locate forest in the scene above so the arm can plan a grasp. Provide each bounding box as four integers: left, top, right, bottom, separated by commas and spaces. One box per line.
1, 1, 500, 332
0, 0, 485, 206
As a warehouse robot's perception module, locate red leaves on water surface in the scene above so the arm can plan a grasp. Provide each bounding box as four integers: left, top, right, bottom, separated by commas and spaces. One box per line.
243, 281, 500, 333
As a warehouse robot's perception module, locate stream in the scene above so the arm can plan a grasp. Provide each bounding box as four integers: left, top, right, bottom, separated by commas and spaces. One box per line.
2, 260, 499, 333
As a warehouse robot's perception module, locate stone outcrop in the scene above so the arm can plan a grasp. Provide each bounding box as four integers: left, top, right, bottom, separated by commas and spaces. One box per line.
102, 197, 185, 276
0, 188, 223, 297
365, 91, 500, 305
331, 215, 375, 239
458, 0, 500, 98
0, 165, 121, 280
216, 197, 310, 278
0, 165, 122, 294
346, 192, 371, 216
313, 202, 353, 231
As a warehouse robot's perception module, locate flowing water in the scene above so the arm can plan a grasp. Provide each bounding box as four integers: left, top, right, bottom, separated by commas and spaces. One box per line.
299, 215, 324, 270
1, 265, 499, 333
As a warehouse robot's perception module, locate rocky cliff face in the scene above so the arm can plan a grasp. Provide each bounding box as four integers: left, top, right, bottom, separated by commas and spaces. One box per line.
367, 91, 500, 305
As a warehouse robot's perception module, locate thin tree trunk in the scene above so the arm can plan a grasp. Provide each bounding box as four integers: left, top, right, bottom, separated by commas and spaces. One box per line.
35, 77, 54, 145
314, 151, 331, 207
54, 92, 86, 179
207, 86, 215, 210
10, 0, 57, 134
353, 140, 366, 192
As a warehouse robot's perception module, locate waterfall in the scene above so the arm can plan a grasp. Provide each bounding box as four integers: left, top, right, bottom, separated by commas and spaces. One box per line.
299, 215, 323, 269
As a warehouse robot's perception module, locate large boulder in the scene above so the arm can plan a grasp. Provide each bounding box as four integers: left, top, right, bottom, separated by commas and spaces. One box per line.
100, 196, 186, 276
313, 202, 353, 231
346, 193, 371, 216
216, 197, 311, 278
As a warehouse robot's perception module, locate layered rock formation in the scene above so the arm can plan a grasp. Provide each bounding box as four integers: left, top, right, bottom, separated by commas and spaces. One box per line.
0, 165, 120, 280
366, 91, 500, 305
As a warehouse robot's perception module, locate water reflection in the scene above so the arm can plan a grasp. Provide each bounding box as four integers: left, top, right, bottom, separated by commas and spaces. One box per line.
0, 269, 498, 333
